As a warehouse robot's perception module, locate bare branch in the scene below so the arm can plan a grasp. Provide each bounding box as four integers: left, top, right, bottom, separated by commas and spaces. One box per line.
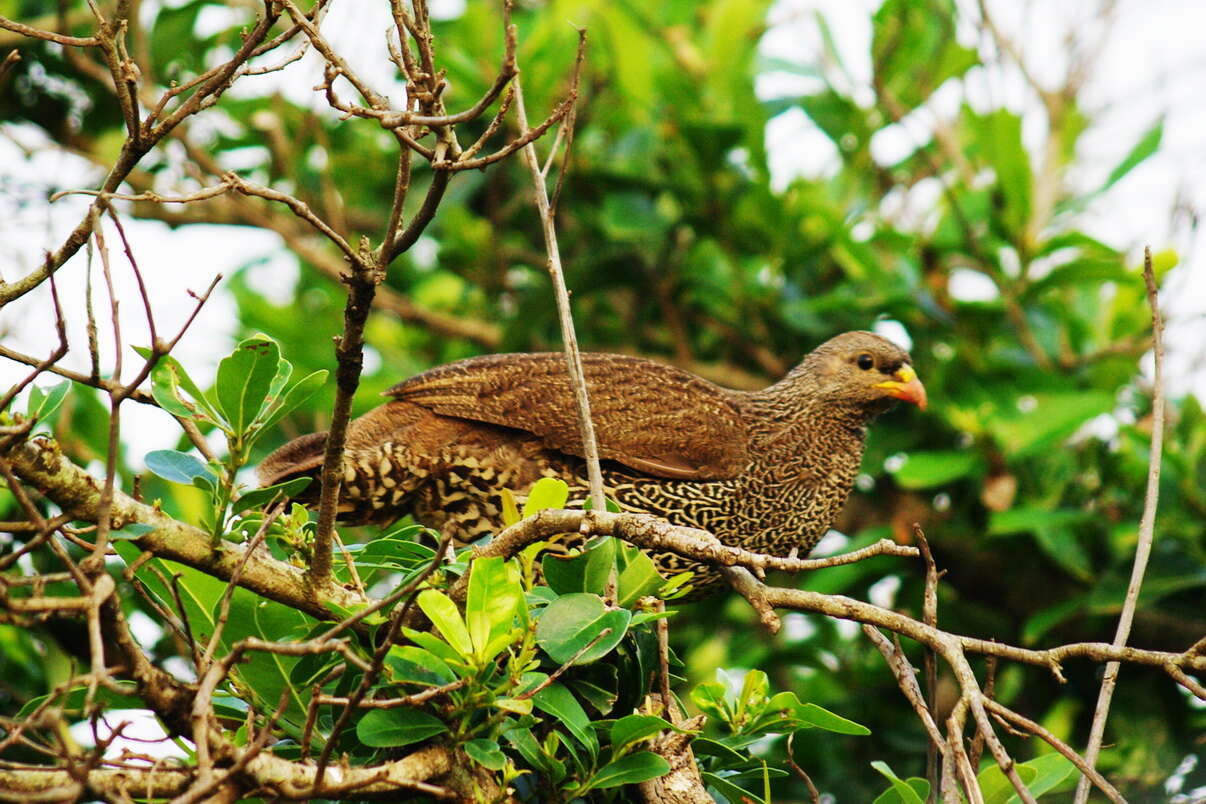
1075, 248, 1166, 802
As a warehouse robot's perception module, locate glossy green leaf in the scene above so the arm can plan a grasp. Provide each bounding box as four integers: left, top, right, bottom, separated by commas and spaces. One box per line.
530, 679, 598, 756
144, 449, 216, 490
588, 751, 670, 789
214, 334, 280, 434
139, 350, 215, 422
463, 738, 507, 770
27, 380, 69, 421
582, 494, 623, 513
690, 681, 731, 723
465, 556, 523, 662
416, 589, 473, 660
978, 761, 1038, 804
356, 708, 447, 747
615, 543, 665, 607
871, 771, 929, 804
230, 476, 311, 517
609, 714, 674, 756
542, 537, 615, 597
385, 645, 457, 686
870, 761, 925, 804
504, 724, 566, 782
536, 593, 630, 665
796, 702, 872, 735
256, 369, 328, 434
701, 771, 763, 803
1003, 753, 1077, 801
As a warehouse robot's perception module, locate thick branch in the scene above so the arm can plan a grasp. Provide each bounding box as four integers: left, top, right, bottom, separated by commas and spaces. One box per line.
2, 438, 367, 621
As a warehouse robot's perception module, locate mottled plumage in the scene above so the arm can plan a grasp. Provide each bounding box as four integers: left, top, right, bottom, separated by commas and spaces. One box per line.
259, 331, 926, 591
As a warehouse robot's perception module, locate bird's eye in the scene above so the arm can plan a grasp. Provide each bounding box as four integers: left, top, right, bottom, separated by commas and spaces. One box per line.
857, 353, 874, 371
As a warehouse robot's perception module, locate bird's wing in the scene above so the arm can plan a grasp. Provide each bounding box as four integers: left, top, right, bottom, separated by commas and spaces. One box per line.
385, 353, 750, 480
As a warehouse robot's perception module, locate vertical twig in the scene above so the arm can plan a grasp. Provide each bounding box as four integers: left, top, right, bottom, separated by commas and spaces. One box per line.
1074, 247, 1166, 801
915, 524, 941, 801
309, 252, 380, 585
510, 32, 604, 514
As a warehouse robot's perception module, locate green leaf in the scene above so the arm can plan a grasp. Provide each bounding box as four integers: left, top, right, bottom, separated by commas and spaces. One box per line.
530, 679, 598, 756
27, 381, 69, 421
385, 645, 457, 686
978, 761, 1038, 804
230, 476, 311, 517
1033, 525, 1093, 581
465, 556, 523, 662
615, 543, 666, 607
888, 450, 982, 489
504, 724, 566, 782
872, 0, 976, 111
214, 335, 281, 435
582, 494, 622, 513
1004, 753, 1077, 801
536, 593, 630, 665
870, 761, 926, 804
701, 771, 764, 803
402, 627, 466, 668
796, 703, 872, 735
988, 508, 1090, 536
988, 392, 1114, 458
690, 681, 731, 724
500, 488, 521, 526
1024, 258, 1130, 299
463, 738, 507, 770
588, 751, 670, 789
522, 476, 569, 517
141, 351, 215, 422
257, 369, 328, 434
144, 449, 216, 490
609, 714, 674, 755
356, 708, 447, 747
1099, 119, 1162, 195
692, 737, 749, 766
969, 108, 1032, 236
416, 589, 474, 660
494, 697, 533, 715
542, 537, 615, 597
872, 773, 930, 804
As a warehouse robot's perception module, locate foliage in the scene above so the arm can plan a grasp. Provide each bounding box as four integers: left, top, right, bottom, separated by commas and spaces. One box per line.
0, 0, 1203, 800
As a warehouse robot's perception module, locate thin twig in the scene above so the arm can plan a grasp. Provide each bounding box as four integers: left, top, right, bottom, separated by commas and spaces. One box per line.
785, 733, 821, 804
509, 32, 603, 513
1074, 248, 1166, 802
914, 524, 942, 800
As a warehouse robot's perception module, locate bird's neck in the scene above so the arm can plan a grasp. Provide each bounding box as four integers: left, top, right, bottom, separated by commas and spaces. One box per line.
744, 374, 873, 446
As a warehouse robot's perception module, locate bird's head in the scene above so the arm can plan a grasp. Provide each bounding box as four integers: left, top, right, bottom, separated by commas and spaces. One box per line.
797, 331, 927, 416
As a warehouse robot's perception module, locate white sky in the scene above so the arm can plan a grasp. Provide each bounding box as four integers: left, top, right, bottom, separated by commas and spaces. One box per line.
1, 0, 1204, 463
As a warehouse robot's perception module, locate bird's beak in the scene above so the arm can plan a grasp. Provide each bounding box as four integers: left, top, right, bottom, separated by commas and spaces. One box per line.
875, 365, 928, 411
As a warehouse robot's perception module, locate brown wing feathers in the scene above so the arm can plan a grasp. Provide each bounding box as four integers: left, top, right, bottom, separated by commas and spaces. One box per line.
385, 353, 750, 480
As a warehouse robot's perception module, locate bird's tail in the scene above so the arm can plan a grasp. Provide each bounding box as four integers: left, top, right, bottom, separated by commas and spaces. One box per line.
258, 431, 329, 500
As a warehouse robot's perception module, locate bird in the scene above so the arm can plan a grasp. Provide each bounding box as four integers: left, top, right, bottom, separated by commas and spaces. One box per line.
258, 331, 926, 591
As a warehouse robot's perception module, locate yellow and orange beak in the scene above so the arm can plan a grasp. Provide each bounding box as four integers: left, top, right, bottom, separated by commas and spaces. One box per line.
874, 365, 928, 411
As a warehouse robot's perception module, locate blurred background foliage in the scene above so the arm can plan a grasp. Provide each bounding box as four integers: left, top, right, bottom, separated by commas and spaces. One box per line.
1, 0, 1203, 799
